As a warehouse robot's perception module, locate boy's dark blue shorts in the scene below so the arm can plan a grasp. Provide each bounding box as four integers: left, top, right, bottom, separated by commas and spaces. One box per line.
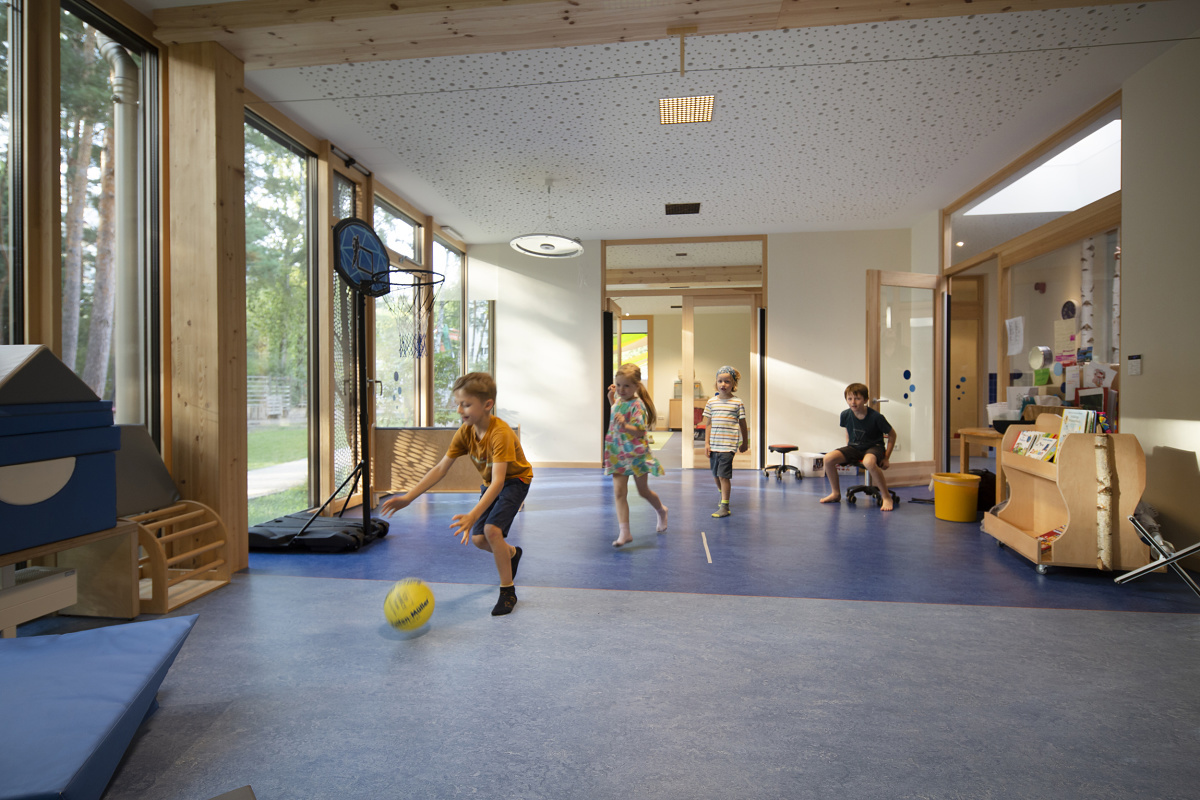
710, 451, 735, 479
472, 478, 530, 539
836, 444, 886, 464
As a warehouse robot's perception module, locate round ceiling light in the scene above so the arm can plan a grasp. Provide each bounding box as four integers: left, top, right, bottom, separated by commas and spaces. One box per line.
509, 232, 584, 258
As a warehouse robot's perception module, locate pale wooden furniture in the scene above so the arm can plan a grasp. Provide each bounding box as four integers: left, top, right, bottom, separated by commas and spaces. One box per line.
667, 398, 708, 431
1, 520, 140, 635
957, 426, 1006, 506
374, 425, 523, 496
130, 501, 232, 615
982, 414, 1150, 574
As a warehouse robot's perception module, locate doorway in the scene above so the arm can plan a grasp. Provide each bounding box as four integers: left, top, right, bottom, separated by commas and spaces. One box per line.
866, 270, 944, 486
603, 237, 765, 471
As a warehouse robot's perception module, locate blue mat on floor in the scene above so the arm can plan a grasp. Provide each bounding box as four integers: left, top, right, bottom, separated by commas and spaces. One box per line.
0, 615, 197, 800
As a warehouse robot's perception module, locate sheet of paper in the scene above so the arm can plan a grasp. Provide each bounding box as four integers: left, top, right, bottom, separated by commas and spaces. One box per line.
1064, 365, 1081, 400
1054, 319, 1076, 366
1006, 316, 1025, 356
1081, 362, 1117, 388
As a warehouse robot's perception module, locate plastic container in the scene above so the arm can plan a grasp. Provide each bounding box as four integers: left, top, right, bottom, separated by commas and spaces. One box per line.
932, 472, 981, 522
798, 452, 825, 477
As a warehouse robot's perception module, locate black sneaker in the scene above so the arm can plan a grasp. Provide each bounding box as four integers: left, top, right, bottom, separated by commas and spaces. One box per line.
510, 546, 523, 580
492, 586, 517, 616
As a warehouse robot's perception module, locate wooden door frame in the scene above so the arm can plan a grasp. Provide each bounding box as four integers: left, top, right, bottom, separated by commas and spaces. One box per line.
949, 274, 988, 457
866, 270, 944, 486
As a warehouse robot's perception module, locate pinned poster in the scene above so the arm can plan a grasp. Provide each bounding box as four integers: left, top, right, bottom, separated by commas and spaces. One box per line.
1054, 319, 1077, 366
1006, 316, 1025, 356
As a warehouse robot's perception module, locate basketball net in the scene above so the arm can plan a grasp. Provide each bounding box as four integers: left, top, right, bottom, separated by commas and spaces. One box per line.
383, 277, 436, 359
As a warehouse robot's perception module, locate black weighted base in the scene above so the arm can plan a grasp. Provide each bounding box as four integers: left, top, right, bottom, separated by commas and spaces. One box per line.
249, 512, 389, 552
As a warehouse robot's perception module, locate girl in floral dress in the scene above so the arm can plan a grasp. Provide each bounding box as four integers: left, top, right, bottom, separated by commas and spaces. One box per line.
605, 363, 668, 547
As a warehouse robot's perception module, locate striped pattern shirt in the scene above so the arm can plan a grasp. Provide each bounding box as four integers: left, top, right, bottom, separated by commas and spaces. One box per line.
703, 396, 746, 452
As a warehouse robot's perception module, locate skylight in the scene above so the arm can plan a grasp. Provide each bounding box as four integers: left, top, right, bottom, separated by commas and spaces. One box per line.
965, 120, 1121, 216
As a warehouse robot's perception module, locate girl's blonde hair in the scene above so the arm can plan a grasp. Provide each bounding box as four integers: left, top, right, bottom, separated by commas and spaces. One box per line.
614, 363, 657, 428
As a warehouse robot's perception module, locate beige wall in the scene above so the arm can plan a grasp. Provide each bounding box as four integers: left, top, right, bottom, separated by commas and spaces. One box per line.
1120, 37, 1200, 560
650, 315, 682, 427
466, 243, 602, 467
764, 230, 911, 456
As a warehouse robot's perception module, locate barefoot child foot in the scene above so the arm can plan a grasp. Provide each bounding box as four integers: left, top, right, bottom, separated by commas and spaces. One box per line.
656, 506, 669, 532
613, 523, 633, 547
820, 492, 841, 504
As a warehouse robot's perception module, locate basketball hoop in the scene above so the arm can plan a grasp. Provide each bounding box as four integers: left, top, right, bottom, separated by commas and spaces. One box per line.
381, 262, 443, 360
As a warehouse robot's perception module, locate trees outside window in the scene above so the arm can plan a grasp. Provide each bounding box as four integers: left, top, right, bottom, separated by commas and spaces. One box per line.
245, 120, 313, 525
1, 9, 13, 345
59, 5, 155, 427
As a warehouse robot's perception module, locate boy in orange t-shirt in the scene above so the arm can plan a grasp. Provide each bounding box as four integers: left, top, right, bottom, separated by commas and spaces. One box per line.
381, 372, 532, 616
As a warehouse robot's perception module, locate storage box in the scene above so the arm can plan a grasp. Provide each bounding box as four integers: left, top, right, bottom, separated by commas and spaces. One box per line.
798, 452, 825, 477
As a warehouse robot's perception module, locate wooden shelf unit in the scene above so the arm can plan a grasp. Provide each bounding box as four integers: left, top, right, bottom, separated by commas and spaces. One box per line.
982, 414, 1150, 572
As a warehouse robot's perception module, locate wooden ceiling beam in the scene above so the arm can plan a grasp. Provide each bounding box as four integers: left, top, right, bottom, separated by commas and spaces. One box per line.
607, 265, 763, 286
153, 0, 1152, 70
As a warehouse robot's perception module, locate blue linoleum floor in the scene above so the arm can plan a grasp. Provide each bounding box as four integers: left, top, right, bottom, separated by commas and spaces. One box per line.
247, 466, 1200, 614
18, 460, 1200, 800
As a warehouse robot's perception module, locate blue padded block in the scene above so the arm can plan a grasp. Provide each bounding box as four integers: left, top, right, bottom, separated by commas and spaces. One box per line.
0, 452, 117, 556
0, 401, 113, 438
0, 427, 120, 468
0, 615, 197, 800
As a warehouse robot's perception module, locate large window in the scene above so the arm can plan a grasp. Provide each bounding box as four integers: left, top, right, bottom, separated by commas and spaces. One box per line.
373, 197, 418, 261
245, 117, 314, 526
59, 4, 157, 427
374, 199, 422, 428
431, 239, 463, 426
1, 7, 14, 345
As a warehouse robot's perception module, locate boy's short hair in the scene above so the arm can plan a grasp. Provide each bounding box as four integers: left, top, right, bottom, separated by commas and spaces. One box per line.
845, 382, 870, 400
716, 365, 741, 392
452, 372, 497, 404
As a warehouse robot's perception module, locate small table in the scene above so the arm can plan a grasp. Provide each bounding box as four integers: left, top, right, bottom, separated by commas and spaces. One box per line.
957, 427, 1006, 506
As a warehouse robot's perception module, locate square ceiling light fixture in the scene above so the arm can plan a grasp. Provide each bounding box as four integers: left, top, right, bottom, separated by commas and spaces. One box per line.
659, 95, 714, 124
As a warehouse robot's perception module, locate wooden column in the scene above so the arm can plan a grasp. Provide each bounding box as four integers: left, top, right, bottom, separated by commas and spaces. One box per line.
682, 296, 695, 470
22, 3, 61, 351
166, 42, 248, 570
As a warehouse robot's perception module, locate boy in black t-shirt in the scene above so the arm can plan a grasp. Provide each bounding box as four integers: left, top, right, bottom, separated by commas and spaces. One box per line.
819, 382, 898, 511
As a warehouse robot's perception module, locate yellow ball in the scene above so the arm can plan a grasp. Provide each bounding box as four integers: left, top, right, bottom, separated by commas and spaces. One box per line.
384, 578, 435, 630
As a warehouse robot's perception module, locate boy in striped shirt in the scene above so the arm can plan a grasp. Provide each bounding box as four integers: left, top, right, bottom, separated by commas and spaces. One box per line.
703, 366, 749, 518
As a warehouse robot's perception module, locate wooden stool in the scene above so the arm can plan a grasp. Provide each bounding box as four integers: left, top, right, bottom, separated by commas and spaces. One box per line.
762, 444, 802, 481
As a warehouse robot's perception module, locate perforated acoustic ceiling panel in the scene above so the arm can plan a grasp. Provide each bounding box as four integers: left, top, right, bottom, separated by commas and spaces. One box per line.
243, 3, 1199, 243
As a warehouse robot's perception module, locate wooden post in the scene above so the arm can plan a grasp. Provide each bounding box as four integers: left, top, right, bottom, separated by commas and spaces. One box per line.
167, 41, 248, 570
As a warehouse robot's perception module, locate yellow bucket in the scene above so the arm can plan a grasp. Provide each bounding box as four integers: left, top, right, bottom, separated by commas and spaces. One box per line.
932, 473, 981, 522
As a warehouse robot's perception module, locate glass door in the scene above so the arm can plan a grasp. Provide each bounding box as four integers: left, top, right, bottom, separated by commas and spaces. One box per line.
867, 271, 942, 486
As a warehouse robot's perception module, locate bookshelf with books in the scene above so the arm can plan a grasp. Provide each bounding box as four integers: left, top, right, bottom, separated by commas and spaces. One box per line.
981, 414, 1151, 574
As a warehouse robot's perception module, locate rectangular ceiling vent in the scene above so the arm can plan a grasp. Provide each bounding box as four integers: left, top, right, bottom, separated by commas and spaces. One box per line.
665, 203, 700, 215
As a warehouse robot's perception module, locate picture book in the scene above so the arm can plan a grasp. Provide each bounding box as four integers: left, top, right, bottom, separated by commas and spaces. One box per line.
1038, 526, 1066, 553
1012, 430, 1041, 456
1027, 434, 1058, 461
1058, 408, 1094, 439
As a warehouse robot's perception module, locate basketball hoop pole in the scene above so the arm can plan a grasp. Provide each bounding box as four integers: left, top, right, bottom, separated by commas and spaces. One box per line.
297, 246, 374, 537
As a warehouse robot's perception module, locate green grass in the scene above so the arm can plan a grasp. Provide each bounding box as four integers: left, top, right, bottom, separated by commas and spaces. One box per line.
247, 425, 308, 470
248, 485, 311, 527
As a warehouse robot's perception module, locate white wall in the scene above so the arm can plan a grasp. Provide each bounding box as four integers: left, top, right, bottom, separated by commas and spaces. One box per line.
467, 242, 602, 466
765, 230, 912, 456
1120, 37, 1200, 557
